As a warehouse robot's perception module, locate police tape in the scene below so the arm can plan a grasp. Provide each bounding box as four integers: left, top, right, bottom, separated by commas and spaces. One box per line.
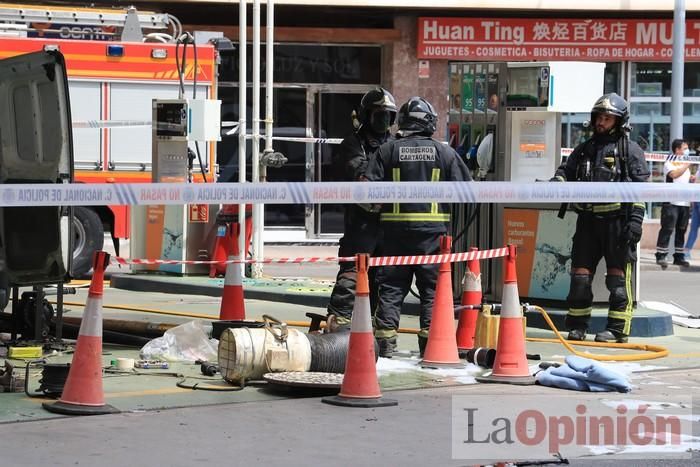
72, 120, 152, 129
561, 148, 700, 164
2, 181, 700, 207
112, 246, 510, 267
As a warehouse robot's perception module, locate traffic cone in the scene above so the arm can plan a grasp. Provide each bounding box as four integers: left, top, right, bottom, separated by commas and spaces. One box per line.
322, 254, 397, 408
219, 223, 245, 320
456, 246, 481, 350
476, 245, 535, 385
43, 251, 119, 415
421, 235, 463, 369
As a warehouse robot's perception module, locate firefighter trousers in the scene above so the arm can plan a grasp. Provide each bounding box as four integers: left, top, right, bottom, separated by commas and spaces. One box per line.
326, 206, 381, 321
565, 213, 635, 337
374, 230, 442, 338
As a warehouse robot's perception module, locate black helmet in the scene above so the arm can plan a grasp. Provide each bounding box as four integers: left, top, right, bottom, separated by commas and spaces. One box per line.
358, 87, 397, 131
397, 96, 437, 136
590, 93, 629, 128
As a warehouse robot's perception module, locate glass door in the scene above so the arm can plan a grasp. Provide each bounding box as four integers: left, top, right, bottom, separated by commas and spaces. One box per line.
314, 90, 366, 236
217, 86, 309, 228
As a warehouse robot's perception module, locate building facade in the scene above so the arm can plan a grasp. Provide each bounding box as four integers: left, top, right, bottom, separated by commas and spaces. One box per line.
152, 0, 700, 238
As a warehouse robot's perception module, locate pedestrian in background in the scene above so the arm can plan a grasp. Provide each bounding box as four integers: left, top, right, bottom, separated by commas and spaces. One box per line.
655, 139, 691, 269
365, 96, 472, 357
325, 87, 397, 332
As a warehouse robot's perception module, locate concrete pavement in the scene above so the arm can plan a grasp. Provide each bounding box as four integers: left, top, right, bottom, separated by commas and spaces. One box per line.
2, 241, 699, 465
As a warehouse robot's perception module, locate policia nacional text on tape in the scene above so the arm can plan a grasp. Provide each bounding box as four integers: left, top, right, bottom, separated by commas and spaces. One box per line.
1, 181, 700, 207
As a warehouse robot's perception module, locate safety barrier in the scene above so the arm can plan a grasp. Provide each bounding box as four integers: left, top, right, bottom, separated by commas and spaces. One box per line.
108, 246, 510, 267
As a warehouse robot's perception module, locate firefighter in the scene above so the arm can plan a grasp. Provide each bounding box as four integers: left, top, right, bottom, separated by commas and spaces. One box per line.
325, 87, 397, 332
550, 93, 650, 343
365, 96, 472, 357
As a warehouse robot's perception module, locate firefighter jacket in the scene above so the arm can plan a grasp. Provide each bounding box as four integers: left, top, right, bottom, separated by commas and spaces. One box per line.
333, 128, 392, 182
552, 133, 649, 216
365, 135, 472, 232
333, 128, 393, 214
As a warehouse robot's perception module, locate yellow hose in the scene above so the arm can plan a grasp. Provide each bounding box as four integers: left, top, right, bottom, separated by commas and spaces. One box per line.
56, 301, 668, 361
60, 301, 219, 320
527, 305, 668, 361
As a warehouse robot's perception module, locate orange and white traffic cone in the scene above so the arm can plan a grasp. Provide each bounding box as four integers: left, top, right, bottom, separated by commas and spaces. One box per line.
421, 235, 463, 369
456, 247, 481, 350
476, 245, 535, 385
322, 254, 397, 407
43, 251, 119, 415
219, 223, 245, 320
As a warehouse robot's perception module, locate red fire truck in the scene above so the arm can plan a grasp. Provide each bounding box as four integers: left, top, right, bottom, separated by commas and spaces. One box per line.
0, 5, 217, 275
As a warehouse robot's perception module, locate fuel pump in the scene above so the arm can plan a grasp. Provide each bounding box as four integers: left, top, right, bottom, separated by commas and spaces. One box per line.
130, 98, 221, 274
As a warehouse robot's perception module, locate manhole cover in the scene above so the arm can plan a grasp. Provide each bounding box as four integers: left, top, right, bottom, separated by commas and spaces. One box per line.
263, 371, 343, 389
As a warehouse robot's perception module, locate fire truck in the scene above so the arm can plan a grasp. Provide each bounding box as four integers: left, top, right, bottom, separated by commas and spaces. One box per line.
0, 4, 218, 275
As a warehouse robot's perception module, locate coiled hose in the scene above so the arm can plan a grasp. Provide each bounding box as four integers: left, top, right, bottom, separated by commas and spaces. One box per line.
306, 332, 379, 373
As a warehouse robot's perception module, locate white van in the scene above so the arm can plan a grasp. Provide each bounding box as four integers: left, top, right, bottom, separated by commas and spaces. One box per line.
0, 50, 73, 310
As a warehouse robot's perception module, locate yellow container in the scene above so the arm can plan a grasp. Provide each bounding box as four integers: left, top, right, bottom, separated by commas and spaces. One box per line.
8, 346, 43, 359
473, 305, 526, 349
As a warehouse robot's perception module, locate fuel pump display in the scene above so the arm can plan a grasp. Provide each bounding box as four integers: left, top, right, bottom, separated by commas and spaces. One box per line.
152, 100, 189, 183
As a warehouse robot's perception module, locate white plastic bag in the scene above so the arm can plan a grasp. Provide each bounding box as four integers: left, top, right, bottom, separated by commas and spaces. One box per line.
140, 320, 218, 362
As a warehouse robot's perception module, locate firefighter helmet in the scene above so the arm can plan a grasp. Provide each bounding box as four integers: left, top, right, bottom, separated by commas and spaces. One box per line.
590, 93, 629, 127
358, 87, 397, 129
397, 96, 437, 136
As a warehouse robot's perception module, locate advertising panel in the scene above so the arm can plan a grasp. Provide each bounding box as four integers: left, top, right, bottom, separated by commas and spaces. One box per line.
503, 208, 575, 301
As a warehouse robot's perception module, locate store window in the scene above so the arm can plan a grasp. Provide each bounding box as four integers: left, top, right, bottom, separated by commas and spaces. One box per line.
631, 62, 700, 97
560, 63, 622, 148
628, 62, 700, 218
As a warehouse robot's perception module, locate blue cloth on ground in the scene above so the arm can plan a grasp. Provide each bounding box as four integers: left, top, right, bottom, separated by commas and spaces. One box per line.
536, 356, 632, 392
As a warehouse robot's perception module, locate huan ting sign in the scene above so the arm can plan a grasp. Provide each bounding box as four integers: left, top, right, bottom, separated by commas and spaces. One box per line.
418, 18, 700, 61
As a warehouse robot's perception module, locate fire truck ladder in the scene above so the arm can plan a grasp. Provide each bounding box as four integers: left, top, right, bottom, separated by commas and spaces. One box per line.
0, 3, 179, 41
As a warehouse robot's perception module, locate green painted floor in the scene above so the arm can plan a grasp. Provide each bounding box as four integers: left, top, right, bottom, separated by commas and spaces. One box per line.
1, 344, 486, 424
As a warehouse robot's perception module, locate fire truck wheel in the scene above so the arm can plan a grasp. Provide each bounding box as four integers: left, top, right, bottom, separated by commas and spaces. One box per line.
72, 207, 105, 277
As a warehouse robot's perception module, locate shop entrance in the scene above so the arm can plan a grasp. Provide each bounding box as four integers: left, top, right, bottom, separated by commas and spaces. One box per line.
216, 43, 381, 240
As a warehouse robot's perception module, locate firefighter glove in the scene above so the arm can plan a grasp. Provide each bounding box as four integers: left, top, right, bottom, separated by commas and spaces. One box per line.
623, 207, 645, 244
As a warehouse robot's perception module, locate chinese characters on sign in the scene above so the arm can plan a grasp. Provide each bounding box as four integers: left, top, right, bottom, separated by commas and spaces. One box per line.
418, 18, 700, 61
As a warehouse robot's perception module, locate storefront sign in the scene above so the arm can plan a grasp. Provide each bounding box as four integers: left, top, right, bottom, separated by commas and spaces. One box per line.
418, 17, 700, 61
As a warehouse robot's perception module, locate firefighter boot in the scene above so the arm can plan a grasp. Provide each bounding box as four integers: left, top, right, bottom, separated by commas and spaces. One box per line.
376, 336, 397, 358
595, 330, 629, 344
567, 329, 587, 341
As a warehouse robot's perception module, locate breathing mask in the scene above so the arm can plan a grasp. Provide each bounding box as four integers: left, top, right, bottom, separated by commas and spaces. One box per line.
369, 110, 392, 134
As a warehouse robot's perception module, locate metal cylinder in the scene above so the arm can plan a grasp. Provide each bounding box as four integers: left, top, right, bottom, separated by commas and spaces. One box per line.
218, 326, 312, 385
